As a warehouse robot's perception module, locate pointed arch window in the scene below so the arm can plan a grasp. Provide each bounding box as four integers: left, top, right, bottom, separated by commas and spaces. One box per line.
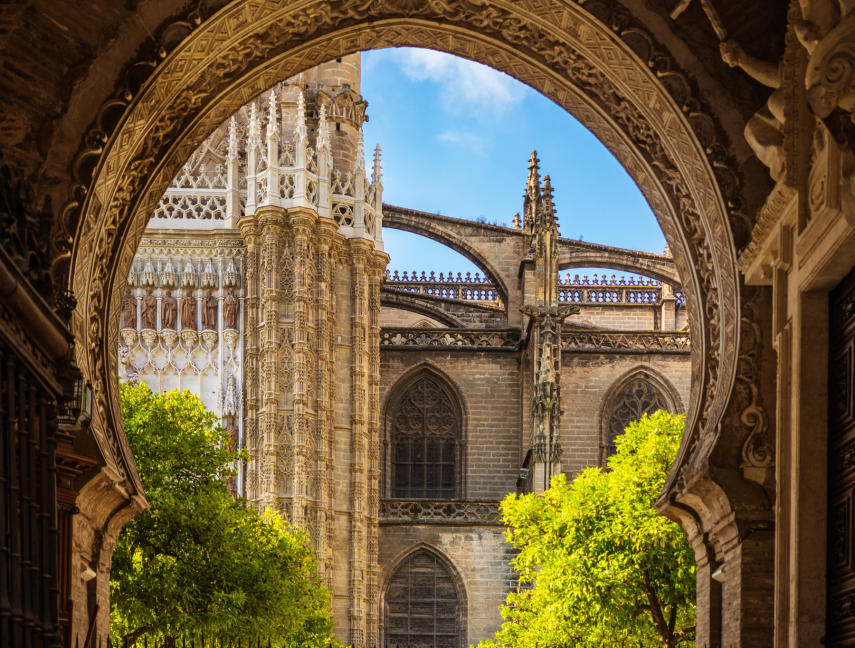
391, 376, 460, 499
385, 551, 461, 648
605, 377, 671, 457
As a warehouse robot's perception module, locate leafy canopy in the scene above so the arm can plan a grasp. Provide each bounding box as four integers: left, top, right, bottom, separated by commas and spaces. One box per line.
111, 383, 337, 645
483, 410, 695, 648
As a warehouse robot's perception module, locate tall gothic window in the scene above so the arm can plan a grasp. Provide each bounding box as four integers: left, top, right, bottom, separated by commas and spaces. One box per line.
606, 377, 671, 457
391, 376, 460, 499
385, 551, 461, 648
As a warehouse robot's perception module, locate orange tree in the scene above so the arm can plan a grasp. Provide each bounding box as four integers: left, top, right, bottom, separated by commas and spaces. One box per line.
111, 383, 337, 645
483, 411, 695, 648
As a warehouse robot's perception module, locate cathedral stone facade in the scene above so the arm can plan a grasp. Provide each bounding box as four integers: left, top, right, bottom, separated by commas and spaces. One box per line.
119, 55, 691, 646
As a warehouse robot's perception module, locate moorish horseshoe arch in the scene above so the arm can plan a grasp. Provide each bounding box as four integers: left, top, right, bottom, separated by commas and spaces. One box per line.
57, 0, 760, 528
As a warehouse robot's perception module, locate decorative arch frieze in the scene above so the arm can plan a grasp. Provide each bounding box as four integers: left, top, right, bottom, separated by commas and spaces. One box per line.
54, 0, 767, 558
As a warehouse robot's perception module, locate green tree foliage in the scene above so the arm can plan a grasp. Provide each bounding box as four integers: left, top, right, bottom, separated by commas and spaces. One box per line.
485, 411, 695, 648
111, 383, 336, 645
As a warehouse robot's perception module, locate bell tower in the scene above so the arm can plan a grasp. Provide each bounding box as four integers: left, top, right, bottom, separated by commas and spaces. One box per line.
240, 54, 387, 646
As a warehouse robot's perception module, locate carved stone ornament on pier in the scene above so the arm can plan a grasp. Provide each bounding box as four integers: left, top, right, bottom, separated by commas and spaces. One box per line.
202, 329, 218, 352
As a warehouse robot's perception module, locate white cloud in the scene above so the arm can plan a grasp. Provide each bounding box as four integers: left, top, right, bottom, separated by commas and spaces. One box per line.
389, 48, 528, 116
436, 130, 488, 154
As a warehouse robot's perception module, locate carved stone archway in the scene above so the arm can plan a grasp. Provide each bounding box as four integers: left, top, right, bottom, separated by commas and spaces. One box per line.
53, 1, 770, 643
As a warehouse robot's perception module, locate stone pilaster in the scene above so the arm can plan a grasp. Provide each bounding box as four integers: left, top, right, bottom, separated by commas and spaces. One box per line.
259, 207, 285, 510
239, 215, 261, 502
348, 240, 371, 646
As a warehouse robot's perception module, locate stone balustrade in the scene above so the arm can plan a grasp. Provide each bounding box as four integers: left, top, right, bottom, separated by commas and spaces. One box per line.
379, 499, 503, 525
384, 270, 681, 306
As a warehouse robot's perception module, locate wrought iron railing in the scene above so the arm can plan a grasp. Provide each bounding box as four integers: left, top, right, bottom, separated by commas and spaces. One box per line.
561, 330, 691, 353
380, 328, 520, 350
380, 499, 503, 525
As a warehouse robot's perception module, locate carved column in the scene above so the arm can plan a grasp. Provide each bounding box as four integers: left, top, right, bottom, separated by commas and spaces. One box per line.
239, 215, 261, 502
313, 218, 338, 586
348, 240, 371, 647
290, 208, 317, 532
365, 251, 387, 647
259, 207, 285, 510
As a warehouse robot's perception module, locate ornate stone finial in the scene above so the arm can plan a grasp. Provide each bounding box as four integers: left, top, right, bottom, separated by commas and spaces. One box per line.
538, 175, 557, 230
248, 102, 262, 150
512, 212, 521, 230
266, 91, 279, 140
354, 128, 365, 175
523, 150, 542, 232
372, 144, 383, 187
228, 116, 238, 160
296, 91, 308, 143
317, 104, 330, 153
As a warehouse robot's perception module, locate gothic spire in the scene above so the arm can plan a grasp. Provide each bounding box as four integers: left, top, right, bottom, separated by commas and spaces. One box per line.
296, 90, 307, 143
248, 102, 261, 150
266, 91, 278, 140
538, 174, 557, 230
228, 116, 238, 160
317, 104, 330, 153
372, 144, 383, 188
526, 150, 541, 201
354, 127, 365, 174
523, 150, 541, 232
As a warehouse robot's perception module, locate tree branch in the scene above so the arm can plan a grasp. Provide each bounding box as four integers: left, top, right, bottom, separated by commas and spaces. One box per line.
675, 626, 697, 640
668, 603, 677, 635
641, 570, 670, 644
632, 605, 651, 619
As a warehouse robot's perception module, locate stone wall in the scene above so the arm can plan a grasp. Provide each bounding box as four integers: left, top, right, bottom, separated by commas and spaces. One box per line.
572, 304, 659, 330
559, 352, 692, 475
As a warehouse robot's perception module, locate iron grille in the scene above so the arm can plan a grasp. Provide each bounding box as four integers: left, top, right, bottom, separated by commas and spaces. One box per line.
385, 551, 460, 648
392, 377, 458, 499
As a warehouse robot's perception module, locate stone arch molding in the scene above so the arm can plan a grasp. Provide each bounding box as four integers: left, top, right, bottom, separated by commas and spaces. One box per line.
59, 0, 756, 519
382, 362, 469, 498
598, 365, 685, 466
379, 542, 469, 647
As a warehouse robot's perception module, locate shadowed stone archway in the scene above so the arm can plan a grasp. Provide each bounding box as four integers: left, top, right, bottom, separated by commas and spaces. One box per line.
49, 1, 774, 644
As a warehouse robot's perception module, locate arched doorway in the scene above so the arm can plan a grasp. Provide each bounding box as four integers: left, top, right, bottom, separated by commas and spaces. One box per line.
44, 1, 777, 645
384, 550, 462, 648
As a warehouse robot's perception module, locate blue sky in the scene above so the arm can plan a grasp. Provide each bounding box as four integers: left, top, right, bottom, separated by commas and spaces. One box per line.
360, 48, 666, 277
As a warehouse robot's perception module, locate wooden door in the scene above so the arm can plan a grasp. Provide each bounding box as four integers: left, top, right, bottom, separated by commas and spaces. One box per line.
829, 267, 855, 645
